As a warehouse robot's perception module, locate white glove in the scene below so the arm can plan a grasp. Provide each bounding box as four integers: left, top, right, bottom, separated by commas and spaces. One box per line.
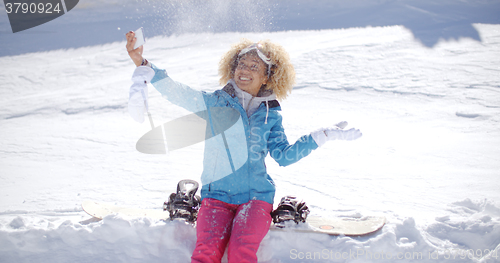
128, 66, 155, 123
311, 121, 362, 147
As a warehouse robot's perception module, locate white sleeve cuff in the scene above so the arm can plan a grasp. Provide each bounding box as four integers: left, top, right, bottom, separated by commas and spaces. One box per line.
311, 129, 328, 147
131, 66, 155, 84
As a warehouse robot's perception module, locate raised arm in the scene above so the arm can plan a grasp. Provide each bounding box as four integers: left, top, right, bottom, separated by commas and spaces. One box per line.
125, 31, 144, 67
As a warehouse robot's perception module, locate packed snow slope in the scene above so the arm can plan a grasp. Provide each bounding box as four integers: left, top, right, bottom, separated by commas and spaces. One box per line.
1, 0, 500, 262
1, 0, 500, 56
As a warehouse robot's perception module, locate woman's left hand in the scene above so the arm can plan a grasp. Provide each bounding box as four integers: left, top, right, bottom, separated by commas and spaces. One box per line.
311, 121, 362, 147
323, 127, 362, 141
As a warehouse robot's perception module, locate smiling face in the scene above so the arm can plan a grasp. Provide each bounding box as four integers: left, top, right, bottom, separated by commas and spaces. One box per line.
234, 53, 268, 97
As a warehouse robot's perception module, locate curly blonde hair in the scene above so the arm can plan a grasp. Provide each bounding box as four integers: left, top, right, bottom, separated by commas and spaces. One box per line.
218, 39, 296, 101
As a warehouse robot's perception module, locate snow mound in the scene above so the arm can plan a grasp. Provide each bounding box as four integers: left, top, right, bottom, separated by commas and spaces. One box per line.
256, 200, 500, 263
428, 199, 500, 262
0, 199, 498, 262
0, 215, 196, 263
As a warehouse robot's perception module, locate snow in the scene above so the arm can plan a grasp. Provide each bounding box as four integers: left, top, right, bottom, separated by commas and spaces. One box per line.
1, 0, 500, 262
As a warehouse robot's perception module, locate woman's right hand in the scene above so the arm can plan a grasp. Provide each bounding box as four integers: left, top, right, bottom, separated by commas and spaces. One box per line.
125, 31, 144, 67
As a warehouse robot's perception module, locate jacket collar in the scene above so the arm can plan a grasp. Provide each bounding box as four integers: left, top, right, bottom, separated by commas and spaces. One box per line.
222, 80, 280, 109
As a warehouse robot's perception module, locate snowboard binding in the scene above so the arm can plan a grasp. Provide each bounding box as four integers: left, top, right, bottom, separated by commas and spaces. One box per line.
271, 196, 310, 227
163, 179, 201, 222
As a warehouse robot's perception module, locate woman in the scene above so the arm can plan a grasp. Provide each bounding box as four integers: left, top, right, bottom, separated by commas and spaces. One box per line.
125, 33, 362, 263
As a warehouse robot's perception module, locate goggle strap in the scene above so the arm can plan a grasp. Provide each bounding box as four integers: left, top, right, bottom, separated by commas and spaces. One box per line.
239, 43, 272, 66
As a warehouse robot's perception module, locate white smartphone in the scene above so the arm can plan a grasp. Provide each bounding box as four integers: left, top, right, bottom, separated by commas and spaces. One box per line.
133, 27, 146, 49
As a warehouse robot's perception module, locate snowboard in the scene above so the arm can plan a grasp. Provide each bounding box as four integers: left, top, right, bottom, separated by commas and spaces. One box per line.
82, 201, 385, 236
82, 200, 170, 221
270, 215, 386, 236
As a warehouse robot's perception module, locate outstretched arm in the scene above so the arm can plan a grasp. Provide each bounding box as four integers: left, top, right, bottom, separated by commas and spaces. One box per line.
267, 118, 319, 167
268, 121, 362, 166
125, 30, 206, 115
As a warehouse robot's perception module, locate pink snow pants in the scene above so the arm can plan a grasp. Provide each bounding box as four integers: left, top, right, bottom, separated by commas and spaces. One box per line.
191, 198, 273, 263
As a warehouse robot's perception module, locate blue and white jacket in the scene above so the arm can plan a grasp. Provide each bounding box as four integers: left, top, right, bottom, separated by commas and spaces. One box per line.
133, 65, 319, 205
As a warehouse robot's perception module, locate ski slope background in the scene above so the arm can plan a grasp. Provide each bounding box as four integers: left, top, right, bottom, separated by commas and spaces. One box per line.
1, 0, 500, 262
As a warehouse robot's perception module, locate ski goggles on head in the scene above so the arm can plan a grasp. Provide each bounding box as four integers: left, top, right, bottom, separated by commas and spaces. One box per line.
238, 43, 273, 70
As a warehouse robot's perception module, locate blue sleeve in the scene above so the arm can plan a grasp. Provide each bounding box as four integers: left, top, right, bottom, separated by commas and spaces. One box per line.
150, 64, 207, 113
267, 118, 319, 167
